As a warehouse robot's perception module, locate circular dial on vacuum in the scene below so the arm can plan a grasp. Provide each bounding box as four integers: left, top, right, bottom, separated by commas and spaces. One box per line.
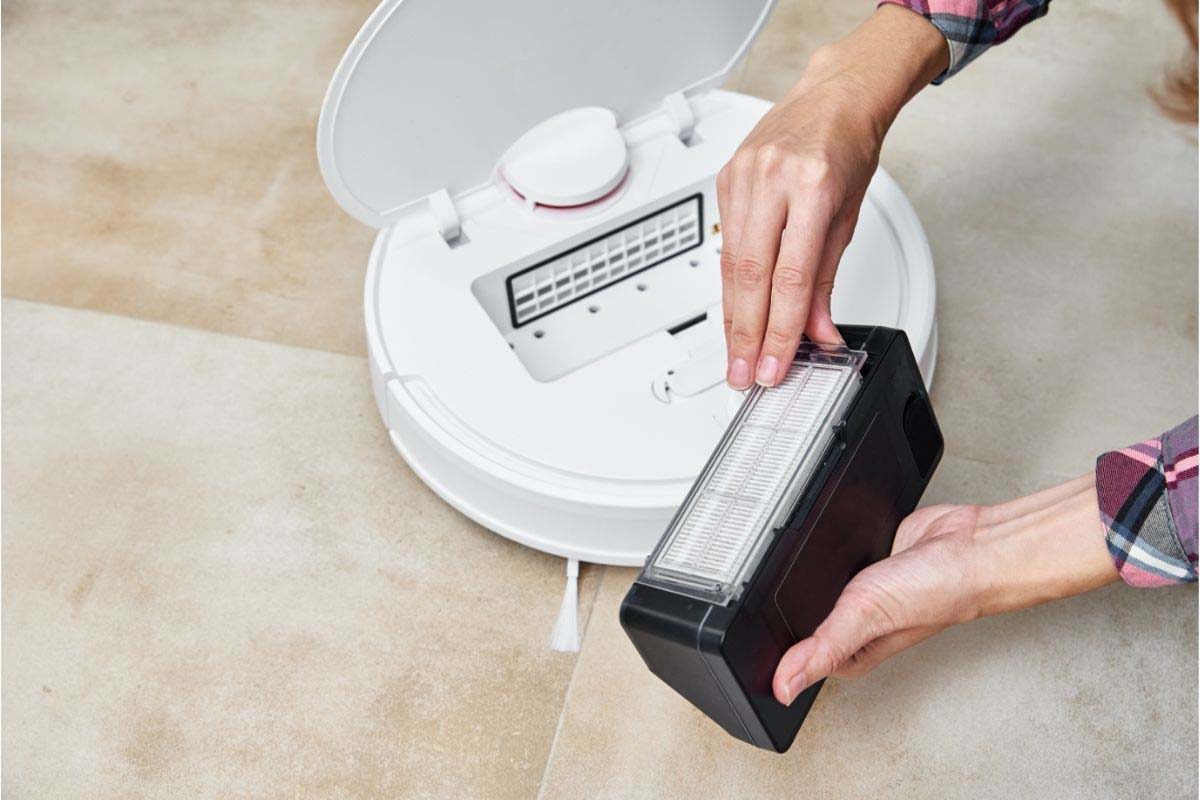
499, 107, 630, 209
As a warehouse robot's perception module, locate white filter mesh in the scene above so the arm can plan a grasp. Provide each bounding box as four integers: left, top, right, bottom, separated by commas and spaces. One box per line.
642, 348, 862, 602
509, 196, 701, 326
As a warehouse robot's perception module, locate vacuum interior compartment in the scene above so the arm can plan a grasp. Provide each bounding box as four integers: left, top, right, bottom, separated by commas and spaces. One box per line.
470, 189, 722, 383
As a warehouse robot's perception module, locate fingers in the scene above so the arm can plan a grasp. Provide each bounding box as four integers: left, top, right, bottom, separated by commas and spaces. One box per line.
726, 187, 788, 389
719, 149, 859, 389
804, 210, 858, 346
752, 212, 825, 387
747, 165, 853, 387
715, 169, 733, 351
892, 504, 966, 554
773, 597, 941, 707
772, 589, 893, 706
979, 473, 1094, 527
803, 275, 841, 347
753, 199, 858, 385
831, 625, 943, 679
716, 157, 750, 354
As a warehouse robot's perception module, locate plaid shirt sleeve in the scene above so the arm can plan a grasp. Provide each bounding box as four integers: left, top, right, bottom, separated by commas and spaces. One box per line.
1097, 416, 1199, 587
877, 0, 1052, 82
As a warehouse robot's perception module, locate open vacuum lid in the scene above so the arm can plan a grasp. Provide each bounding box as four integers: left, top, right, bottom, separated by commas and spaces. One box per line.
317, 0, 777, 228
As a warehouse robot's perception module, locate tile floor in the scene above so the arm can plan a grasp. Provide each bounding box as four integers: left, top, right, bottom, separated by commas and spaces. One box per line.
2, 1, 1196, 798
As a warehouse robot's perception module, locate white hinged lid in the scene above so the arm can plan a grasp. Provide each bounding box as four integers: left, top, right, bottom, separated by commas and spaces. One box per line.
317, 0, 776, 228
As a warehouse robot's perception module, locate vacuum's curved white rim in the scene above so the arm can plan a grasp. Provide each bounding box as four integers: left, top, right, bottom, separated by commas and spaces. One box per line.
388, 429, 655, 565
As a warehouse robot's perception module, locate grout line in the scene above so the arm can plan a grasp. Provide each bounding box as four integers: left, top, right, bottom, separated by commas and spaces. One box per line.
535, 564, 608, 800
0, 296, 367, 362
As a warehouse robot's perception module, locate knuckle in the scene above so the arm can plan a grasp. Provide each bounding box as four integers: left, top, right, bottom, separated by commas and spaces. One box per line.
788, 157, 846, 205
842, 587, 895, 637
761, 327, 795, 354
813, 635, 849, 671
790, 154, 834, 186
720, 250, 739, 280
753, 144, 786, 178
728, 325, 761, 350
808, 44, 836, 71
732, 148, 756, 175
772, 266, 812, 297
734, 257, 770, 290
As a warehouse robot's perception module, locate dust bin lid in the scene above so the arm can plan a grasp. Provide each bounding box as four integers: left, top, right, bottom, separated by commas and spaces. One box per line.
317, 0, 777, 228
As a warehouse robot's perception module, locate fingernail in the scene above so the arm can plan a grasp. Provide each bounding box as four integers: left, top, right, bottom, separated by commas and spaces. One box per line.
783, 672, 808, 706
728, 358, 752, 390
755, 356, 779, 387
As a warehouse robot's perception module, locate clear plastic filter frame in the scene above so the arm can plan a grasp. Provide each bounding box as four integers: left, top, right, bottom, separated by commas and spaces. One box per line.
638, 344, 867, 605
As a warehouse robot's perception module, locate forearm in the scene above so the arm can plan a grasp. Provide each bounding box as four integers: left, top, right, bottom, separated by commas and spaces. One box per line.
973, 474, 1120, 617
877, 0, 1052, 80
795, 5, 948, 139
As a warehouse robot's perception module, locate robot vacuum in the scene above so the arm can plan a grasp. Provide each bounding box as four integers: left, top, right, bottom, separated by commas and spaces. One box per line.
317, 0, 938, 642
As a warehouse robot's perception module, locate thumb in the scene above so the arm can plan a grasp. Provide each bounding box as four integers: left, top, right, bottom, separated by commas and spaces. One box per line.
832, 624, 942, 679
772, 592, 891, 705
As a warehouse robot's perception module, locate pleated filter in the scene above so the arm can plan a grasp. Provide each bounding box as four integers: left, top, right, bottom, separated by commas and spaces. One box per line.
506, 195, 703, 327
638, 344, 866, 605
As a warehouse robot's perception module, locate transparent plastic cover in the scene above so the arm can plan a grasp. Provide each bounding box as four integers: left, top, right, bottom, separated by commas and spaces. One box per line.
638, 344, 865, 605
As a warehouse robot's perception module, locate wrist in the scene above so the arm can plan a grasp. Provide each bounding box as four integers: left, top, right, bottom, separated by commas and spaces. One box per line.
799, 5, 948, 138
970, 476, 1119, 618
865, 5, 950, 94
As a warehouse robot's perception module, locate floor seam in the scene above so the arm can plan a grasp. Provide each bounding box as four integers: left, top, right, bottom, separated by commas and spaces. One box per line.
535, 564, 607, 800
0, 296, 367, 362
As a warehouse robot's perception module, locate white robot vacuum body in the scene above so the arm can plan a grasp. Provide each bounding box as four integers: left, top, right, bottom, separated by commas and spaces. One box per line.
318, 0, 938, 567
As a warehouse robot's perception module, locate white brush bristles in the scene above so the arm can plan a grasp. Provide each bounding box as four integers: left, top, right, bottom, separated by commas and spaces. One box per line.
550, 558, 581, 652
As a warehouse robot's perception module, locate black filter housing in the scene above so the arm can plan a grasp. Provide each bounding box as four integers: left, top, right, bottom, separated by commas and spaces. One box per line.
620, 325, 943, 752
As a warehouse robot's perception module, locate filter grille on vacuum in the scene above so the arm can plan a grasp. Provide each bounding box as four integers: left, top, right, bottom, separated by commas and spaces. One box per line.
638, 344, 866, 605
507, 195, 702, 327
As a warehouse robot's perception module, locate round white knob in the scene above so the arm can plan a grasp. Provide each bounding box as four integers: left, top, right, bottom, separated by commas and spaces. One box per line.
499, 107, 629, 208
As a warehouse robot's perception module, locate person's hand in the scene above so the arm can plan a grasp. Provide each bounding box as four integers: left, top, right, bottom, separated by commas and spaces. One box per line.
773, 475, 1119, 706
717, 6, 948, 389
772, 503, 984, 706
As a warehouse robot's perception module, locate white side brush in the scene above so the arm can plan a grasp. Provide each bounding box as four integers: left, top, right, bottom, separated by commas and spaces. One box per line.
550, 558, 580, 652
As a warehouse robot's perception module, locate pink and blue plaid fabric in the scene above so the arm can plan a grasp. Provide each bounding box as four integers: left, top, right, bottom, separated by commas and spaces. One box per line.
1098, 417, 1198, 587
878, 2, 1197, 588
878, 0, 1051, 81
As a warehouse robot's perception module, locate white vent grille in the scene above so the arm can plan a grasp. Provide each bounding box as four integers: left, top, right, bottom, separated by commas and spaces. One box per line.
638, 345, 865, 605
508, 195, 702, 327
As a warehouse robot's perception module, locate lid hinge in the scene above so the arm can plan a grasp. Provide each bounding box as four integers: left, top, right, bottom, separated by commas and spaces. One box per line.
426, 188, 465, 246
663, 92, 696, 144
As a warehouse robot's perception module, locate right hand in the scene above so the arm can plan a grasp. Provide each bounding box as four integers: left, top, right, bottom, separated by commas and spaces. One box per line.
717, 6, 949, 389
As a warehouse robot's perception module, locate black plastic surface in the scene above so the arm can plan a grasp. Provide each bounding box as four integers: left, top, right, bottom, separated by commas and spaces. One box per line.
620, 325, 943, 752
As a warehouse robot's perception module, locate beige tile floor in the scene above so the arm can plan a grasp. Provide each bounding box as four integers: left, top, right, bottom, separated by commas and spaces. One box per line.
2, 1, 1196, 798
